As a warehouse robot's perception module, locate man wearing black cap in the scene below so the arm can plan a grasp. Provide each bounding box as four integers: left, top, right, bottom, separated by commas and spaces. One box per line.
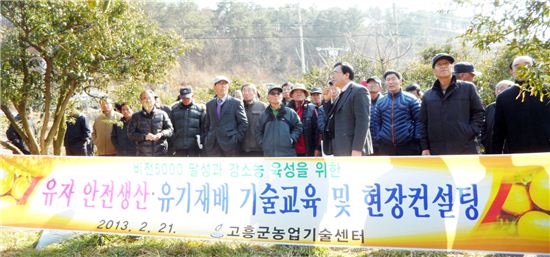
310, 87, 323, 109
454, 62, 482, 82
419, 53, 485, 155
204, 75, 248, 157
256, 84, 303, 157
405, 83, 423, 101
170, 86, 205, 157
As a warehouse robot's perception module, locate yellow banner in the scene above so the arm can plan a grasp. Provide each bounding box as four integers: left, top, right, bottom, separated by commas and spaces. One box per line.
0, 154, 549, 254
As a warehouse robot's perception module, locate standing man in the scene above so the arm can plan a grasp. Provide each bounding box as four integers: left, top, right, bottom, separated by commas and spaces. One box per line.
490, 56, 550, 154
241, 83, 267, 157
128, 90, 173, 156
64, 108, 92, 156
154, 93, 172, 117
256, 84, 303, 157
310, 87, 323, 109
420, 53, 485, 155
371, 70, 421, 155
405, 83, 423, 101
93, 97, 122, 156
111, 103, 137, 156
6, 113, 32, 155
453, 62, 482, 82
170, 87, 205, 157
281, 82, 293, 107
481, 80, 514, 153
365, 76, 384, 107
326, 62, 372, 156
364, 76, 384, 155
318, 81, 339, 142
288, 83, 319, 156
204, 76, 248, 157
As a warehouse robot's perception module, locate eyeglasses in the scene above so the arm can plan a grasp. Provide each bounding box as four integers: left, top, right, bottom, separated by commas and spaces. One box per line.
269, 91, 281, 96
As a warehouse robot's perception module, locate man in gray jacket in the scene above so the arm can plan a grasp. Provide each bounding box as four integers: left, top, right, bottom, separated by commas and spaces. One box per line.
241, 83, 267, 156
326, 62, 372, 156
204, 76, 249, 157
256, 84, 303, 157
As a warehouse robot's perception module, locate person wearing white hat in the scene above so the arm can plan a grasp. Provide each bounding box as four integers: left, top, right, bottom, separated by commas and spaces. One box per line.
203, 75, 248, 156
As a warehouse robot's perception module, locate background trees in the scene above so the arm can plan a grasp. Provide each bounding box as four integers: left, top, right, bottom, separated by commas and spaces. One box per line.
2, 0, 546, 155
0, 0, 185, 154
460, 0, 549, 100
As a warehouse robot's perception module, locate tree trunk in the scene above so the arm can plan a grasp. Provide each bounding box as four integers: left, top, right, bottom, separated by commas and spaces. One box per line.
53, 115, 66, 155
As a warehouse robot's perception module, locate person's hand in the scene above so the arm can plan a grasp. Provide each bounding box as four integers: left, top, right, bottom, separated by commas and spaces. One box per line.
314, 149, 321, 157
153, 133, 162, 141
145, 133, 155, 141
351, 150, 362, 156
322, 86, 331, 101
422, 150, 431, 156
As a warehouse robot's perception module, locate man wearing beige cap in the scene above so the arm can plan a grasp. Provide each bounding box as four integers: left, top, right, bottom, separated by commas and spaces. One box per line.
204, 75, 248, 156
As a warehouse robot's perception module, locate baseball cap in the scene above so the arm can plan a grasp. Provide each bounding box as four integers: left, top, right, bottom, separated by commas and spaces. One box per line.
366, 76, 382, 85
432, 53, 455, 68
213, 75, 231, 85
454, 62, 482, 76
310, 87, 322, 94
178, 87, 193, 99
266, 83, 282, 93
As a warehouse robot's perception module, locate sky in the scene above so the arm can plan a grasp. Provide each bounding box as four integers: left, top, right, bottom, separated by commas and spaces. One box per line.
192, 0, 461, 13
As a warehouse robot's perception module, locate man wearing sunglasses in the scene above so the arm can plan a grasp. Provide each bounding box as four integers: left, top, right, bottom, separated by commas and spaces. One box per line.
256, 84, 303, 157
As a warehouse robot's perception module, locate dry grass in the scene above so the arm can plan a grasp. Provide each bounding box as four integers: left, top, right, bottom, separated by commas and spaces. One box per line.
0, 228, 503, 257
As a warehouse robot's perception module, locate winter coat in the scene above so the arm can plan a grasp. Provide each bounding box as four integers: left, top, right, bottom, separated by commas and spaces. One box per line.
256, 106, 303, 157
490, 86, 550, 153
419, 76, 485, 155
64, 113, 92, 151
111, 117, 137, 156
242, 100, 267, 153
288, 100, 319, 155
371, 90, 421, 145
127, 107, 173, 156
93, 111, 122, 155
170, 102, 205, 152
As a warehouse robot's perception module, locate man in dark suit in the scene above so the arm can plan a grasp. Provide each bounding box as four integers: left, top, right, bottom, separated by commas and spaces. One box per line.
204, 75, 249, 156
326, 62, 372, 156
490, 56, 550, 154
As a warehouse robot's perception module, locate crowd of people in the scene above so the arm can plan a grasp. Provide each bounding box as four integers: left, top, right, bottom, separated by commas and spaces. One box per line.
6, 53, 550, 157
